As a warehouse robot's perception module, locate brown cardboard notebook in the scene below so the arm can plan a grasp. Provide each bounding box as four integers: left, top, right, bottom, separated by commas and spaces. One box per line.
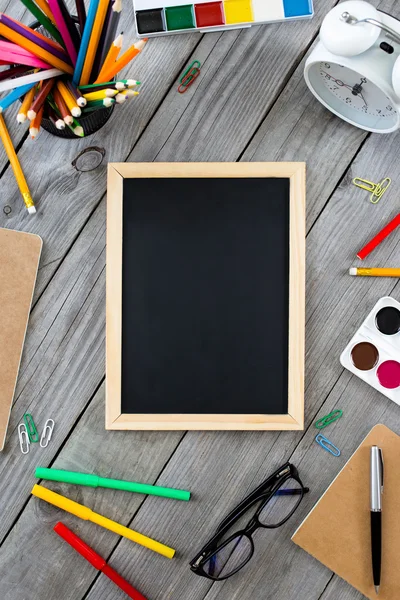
292, 424, 400, 600
0, 228, 42, 450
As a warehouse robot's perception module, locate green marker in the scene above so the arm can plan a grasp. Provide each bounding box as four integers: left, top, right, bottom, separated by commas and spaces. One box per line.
35, 467, 191, 502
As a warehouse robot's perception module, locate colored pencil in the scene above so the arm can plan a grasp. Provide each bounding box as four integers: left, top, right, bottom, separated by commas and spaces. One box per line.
28, 78, 55, 120
66, 80, 87, 107
47, 104, 66, 129
58, 0, 82, 51
90, 0, 114, 80
0, 24, 74, 74
76, 0, 87, 33
0, 114, 35, 213
57, 80, 81, 117
73, 0, 100, 85
17, 82, 37, 122
80, 0, 110, 85
18, 0, 64, 45
349, 267, 400, 278
357, 213, 400, 260
83, 88, 117, 100
69, 117, 84, 137
47, 0, 79, 65
54, 523, 148, 600
97, 32, 123, 83
29, 104, 44, 138
94, 38, 147, 84
53, 86, 73, 124
0, 82, 37, 112
0, 50, 51, 70
0, 14, 71, 64
0, 69, 63, 93
78, 79, 139, 92
98, 0, 122, 68
35, 0, 56, 24
84, 97, 115, 110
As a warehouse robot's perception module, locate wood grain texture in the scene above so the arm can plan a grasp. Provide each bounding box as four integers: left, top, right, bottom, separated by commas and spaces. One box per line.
1, 0, 400, 599
106, 162, 305, 430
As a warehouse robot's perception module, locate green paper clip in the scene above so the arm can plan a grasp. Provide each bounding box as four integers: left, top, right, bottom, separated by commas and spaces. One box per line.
24, 413, 39, 443
180, 60, 201, 84
315, 409, 343, 430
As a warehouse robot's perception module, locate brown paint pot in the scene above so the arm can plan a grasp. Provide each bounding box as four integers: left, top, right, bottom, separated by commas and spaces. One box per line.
351, 342, 379, 371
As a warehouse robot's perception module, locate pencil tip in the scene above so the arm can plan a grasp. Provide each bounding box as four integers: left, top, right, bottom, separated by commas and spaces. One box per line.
375, 585, 380, 595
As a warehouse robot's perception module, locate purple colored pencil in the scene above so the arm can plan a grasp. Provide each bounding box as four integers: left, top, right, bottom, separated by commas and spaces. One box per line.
47, 0, 78, 65
0, 14, 72, 64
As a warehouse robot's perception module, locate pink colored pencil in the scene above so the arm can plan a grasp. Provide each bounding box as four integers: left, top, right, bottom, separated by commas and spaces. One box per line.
47, 0, 78, 65
0, 50, 51, 69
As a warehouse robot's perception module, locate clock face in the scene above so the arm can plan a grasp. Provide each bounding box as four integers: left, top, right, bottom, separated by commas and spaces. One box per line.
306, 62, 399, 132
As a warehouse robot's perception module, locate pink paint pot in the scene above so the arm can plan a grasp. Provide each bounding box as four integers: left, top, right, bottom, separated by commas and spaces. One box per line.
376, 360, 400, 389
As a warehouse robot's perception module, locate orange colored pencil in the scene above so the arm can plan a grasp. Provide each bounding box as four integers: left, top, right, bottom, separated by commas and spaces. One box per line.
17, 79, 38, 123
94, 39, 147, 84
80, 0, 110, 85
56, 80, 81, 117
0, 24, 73, 74
30, 105, 44, 139
53, 87, 73, 124
35, 0, 56, 24
97, 32, 123, 83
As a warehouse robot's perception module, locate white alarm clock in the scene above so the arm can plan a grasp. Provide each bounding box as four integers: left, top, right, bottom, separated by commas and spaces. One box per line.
304, 1, 400, 133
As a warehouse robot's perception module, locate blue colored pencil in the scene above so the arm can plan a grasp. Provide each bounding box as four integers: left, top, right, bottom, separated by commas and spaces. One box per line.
73, 0, 101, 86
0, 82, 37, 113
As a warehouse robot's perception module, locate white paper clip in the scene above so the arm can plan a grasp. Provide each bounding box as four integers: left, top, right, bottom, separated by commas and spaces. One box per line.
40, 419, 55, 448
18, 423, 30, 454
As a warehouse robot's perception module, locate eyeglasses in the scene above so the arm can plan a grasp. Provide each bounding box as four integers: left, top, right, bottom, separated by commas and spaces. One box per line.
189, 462, 309, 581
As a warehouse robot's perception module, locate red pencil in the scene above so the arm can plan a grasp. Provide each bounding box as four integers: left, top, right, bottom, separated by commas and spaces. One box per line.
357, 213, 400, 260
54, 523, 148, 600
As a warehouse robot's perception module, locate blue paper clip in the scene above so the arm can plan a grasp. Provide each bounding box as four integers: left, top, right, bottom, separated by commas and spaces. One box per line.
315, 434, 341, 457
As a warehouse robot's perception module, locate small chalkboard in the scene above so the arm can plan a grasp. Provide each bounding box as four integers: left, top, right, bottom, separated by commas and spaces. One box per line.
106, 163, 305, 430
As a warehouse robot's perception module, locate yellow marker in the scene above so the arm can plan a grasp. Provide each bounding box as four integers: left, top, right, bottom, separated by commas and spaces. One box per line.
224, 0, 253, 25
31, 485, 175, 558
349, 268, 400, 278
0, 115, 35, 214
83, 89, 118, 101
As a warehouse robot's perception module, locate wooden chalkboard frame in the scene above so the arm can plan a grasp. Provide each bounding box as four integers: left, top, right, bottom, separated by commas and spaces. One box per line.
106, 163, 305, 430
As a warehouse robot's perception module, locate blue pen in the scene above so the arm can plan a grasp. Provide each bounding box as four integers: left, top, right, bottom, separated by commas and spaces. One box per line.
0, 83, 37, 113
73, 0, 100, 86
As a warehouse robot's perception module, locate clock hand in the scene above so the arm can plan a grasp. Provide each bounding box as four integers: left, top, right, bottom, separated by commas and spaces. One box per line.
321, 70, 352, 90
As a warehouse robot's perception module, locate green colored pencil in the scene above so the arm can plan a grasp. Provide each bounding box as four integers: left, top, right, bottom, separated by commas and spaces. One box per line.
19, 0, 65, 46
79, 79, 141, 92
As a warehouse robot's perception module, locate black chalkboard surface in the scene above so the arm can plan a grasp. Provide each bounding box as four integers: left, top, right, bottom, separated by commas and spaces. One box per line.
106, 163, 305, 430
121, 178, 289, 415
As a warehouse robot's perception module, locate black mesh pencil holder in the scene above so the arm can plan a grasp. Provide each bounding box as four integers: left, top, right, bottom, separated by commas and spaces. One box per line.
29, 18, 115, 139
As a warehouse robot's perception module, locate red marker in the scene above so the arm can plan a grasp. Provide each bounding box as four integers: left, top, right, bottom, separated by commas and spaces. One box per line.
54, 522, 148, 600
357, 213, 400, 260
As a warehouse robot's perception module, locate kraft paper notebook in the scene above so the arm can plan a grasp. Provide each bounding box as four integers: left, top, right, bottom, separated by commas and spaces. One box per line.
292, 424, 400, 600
0, 228, 42, 451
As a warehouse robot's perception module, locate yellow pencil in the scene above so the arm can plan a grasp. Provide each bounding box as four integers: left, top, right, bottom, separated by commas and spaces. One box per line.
97, 32, 123, 83
57, 80, 81, 117
0, 23, 73, 74
31, 485, 175, 558
80, 0, 110, 86
17, 83, 37, 123
349, 268, 400, 278
94, 38, 147, 84
83, 88, 118, 101
0, 114, 35, 214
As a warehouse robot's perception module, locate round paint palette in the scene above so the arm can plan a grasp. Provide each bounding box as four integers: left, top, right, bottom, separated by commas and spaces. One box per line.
340, 296, 400, 404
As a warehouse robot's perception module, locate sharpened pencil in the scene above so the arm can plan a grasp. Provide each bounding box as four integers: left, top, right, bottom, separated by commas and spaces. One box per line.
17, 83, 37, 123
80, 0, 110, 85
94, 38, 147, 84
0, 114, 35, 213
57, 80, 81, 117
53, 87, 73, 124
66, 80, 87, 107
95, 0, 122, 79
97, 32, 123, 83
28, 78, 55, 120
29, 105, 44, 138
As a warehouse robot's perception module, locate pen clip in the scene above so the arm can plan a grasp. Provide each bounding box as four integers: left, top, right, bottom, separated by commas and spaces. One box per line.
379, 448, 384, 494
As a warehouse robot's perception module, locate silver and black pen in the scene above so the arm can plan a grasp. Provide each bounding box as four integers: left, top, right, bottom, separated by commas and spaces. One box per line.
370, 446, 384, 595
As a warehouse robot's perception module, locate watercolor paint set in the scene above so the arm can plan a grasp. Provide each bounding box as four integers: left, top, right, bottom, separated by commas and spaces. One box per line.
341, 297, 400, 405
133, 0, 314, 37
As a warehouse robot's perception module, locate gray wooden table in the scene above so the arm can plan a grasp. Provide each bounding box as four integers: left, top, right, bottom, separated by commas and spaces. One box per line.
1, 0, 400, 598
